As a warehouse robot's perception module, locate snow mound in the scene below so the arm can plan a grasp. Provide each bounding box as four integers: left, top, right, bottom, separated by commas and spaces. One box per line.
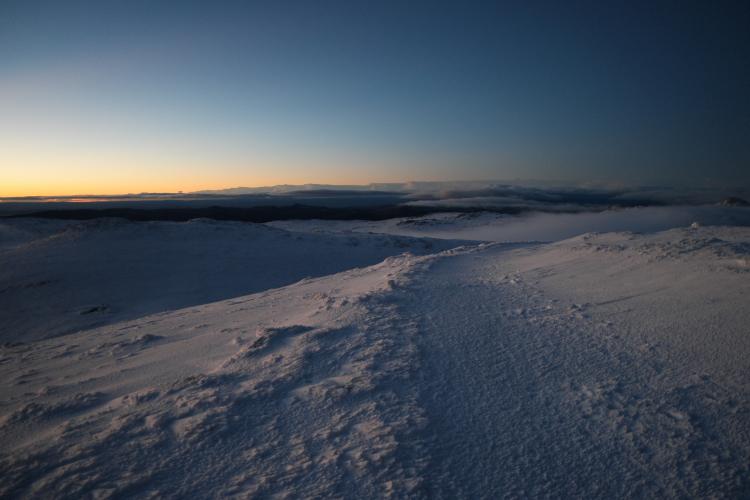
268, 206, 750, 243
556, 226, 750, 271
1, 226, 749, 497
0, 218, 464, 342
0, 253, 438, 498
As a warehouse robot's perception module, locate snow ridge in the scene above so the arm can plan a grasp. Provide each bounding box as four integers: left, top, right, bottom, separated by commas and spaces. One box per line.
0, 253, 444, 498
2, 225, 750, 498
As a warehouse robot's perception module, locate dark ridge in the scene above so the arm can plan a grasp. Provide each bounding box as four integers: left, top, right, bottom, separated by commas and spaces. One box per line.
719, 197, 750, 207
280, 189, 400, 197
3, 204, 525, 223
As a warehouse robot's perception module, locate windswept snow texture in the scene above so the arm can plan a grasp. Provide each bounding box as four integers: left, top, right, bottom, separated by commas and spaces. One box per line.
1, 222, 750, 497
0, 218, 462, 342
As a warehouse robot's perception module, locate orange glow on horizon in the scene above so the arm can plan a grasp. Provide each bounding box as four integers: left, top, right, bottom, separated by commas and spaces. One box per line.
0, 171, 410, 198
0, 166, 424, 198
0, 154, 463, 198
0, 131, 487, 197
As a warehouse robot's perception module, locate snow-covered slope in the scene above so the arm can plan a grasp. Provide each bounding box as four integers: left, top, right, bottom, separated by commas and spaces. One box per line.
1, 226, 749, 497
0, 218, 462, 342
268, 205, 750, 242
410, 227, 750, 497
0, 252, 437, 497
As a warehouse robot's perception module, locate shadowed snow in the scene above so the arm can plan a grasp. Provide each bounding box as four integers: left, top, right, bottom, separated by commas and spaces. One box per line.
1, 226, 749, 497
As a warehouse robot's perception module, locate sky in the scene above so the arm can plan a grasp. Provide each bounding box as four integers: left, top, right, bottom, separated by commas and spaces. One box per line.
1, 0, 749, 196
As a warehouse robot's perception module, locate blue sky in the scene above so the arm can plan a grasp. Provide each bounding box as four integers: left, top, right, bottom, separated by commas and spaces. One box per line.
2, 0, 749, 195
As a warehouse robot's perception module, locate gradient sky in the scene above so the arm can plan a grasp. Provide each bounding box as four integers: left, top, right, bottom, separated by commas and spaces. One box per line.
2, 0, 749, 196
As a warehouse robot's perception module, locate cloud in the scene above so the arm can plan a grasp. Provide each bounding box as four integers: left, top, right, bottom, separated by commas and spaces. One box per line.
403, 183, 750, 211
2, 182, 749, 218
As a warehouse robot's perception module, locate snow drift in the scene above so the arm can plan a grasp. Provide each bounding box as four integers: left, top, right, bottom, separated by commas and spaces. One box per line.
0, 218, 463, 342
1, 222, 749, 497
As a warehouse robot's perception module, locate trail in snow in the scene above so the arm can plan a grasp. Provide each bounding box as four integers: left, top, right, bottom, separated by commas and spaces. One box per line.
405, 241, 750, 497
1, 225, 749, 498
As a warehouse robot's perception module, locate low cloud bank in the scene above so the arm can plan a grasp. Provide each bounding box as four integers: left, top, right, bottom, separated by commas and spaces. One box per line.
2, 182, 748, 218
402, 206, 750, 243
404, 184, 750, 211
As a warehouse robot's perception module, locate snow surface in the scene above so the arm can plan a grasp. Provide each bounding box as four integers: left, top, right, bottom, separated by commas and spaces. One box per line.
0, 218, 463, 342
1, 216, 750, 498
268, 205, 750, 242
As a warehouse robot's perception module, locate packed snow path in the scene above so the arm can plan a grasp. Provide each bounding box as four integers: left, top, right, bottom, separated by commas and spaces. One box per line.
1, 226, 749, 497
407, 239, 750, 497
